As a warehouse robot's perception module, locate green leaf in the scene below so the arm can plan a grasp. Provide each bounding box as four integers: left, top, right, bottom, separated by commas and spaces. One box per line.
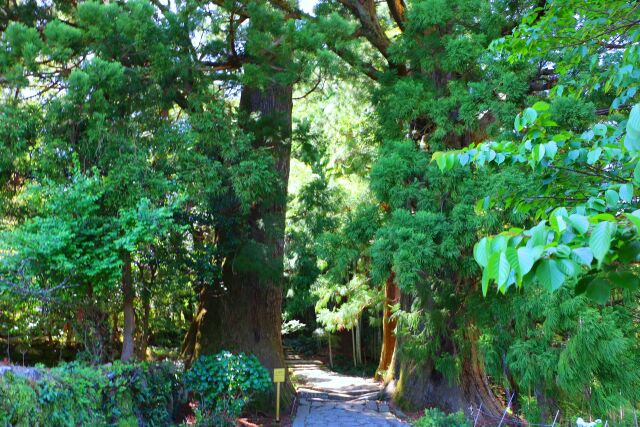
505, 247, 520, 273
532, 101, 550, 111
434, 152, 447, 172
568, 214, 589, 235
619, 183, 634, 203
544, 141, 557, 159
627, 103, 640, 135
593, 123, 607, 137
585, 277, 611, 304
605, 189, 619, 207
532, 144, 545, 163
535, 259, 566, 291
572, 247, 593, 266
514, 114, 523, 132
550, 214, 567, 233
496, 252, 511, 287
625, 210, 640, 232
589, 221, 615, 266
587, 148, 602, 165
517, 247, 537, 276
523, 107, 538, 125
481, 268, 490, 297
607, 271, 640, 291
473, 237, 490, 268
633, 161, 640, 185
487, 252, 510, 288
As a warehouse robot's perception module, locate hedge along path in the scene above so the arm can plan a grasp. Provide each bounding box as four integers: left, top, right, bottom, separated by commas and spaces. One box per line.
286, 354, 408, 427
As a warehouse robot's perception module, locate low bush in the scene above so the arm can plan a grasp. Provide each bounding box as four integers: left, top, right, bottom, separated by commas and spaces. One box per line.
413, 408, 470, 427
0, 361, 180, 426
182, 351, 271, 426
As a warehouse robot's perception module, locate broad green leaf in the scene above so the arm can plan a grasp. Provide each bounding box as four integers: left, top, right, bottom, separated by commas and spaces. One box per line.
523, 107, 538, 125
487, 252, 500, 281
619, 240, 640, 264
589, 221, 615, 266
550, 214, 567, 233
593, 123, 607, 136
434, 152, 447, 172
607, 271, 640, 291
634, 161, 640, 185
605, 189, 619, 207
572, 247, 593, 266
557, 259, 578, 277
544, 141, 557, 159
473, 237, 490, 267
496, 252, 511, 287
514, 114, 523, 132
627, 103, 640, 135
517, 247, 537, 275
481, 268, 490, 297
568, 214, 589, 235
587, 147, 602, 165
505, 247, 520, 273
532, 101, 550, 111
625, 210, 640, 232
619, 183, 634, 203
535, 259, 566, 291
585, 277, 611, 304
532, 144, 545, 163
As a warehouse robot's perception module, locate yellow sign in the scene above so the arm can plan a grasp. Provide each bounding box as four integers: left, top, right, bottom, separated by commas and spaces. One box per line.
273, 368, 286, 423
273, 368, 285, 383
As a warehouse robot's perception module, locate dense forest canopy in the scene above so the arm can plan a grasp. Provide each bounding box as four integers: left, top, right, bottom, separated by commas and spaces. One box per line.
0, 0, 639, 425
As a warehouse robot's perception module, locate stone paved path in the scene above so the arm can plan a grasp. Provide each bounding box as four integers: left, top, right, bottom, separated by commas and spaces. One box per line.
287, 355, 409, 427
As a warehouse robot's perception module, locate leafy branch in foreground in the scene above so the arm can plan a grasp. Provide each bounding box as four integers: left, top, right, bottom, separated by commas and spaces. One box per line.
432, 0, 640, 301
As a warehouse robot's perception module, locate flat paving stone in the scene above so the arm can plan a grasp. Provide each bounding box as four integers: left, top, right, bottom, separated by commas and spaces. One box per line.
288, 355, 409, 427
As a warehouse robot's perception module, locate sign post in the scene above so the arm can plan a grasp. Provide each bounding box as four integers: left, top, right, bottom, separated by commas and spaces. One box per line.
273, 368, 285, 423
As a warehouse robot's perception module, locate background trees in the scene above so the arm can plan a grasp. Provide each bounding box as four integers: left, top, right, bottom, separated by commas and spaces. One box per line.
1, 0, 639, 424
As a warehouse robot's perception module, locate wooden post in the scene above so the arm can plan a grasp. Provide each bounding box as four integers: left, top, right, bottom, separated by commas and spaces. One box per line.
273, 368, 285, 423
276, 382, 281, 422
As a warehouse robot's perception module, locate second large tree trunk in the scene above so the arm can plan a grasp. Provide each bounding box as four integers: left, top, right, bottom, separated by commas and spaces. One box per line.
384, 291, 508, 419
182, 82, 293, 404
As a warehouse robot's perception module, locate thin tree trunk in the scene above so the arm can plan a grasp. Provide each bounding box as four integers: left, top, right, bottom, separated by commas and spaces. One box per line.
121, 251, 135, 362
356, 315, 362, 365
376, 272, 398, 380
352, 327, 357, 367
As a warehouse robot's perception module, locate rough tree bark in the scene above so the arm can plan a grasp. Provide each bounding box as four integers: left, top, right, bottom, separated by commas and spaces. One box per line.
121, 252, 135, 362
181, 81, 294, 405
383, 291, 510, 419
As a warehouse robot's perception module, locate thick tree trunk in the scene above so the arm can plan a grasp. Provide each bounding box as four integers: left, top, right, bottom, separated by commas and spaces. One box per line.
182, 81, 294, 406
121, 252, 136, 362
376, 272, 398, 380
384, 291, 508, 420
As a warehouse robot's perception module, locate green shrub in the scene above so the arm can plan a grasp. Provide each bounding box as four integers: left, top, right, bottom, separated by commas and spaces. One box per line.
0, 372, 40, 426
413, 408, 470, 427
0, 361, 179, 426
183, 351, 271, 426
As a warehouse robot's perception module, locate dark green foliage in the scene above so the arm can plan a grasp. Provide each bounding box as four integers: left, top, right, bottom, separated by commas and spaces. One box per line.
182, 352, 271, 427
412, 408, 470, 427
0, 361, 180, 426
